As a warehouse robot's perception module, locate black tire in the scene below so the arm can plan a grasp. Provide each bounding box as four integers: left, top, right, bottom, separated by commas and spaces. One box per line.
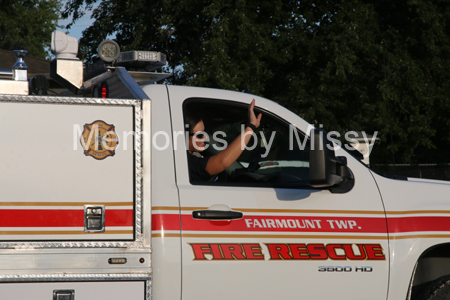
414, 275, 450, 300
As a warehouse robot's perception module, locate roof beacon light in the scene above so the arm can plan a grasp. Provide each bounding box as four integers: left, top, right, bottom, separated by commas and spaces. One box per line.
115, 51, 167, 71
51, 31, 79, 60
117, 51, 166, 63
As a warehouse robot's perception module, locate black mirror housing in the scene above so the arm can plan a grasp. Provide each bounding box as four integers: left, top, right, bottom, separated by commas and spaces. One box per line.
309, 129, 354, 191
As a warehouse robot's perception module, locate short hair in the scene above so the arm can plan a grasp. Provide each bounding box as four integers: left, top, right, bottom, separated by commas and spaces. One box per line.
184, 107, 202, 133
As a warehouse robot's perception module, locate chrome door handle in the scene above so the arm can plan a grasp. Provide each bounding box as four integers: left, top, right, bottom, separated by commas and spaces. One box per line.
192, 209, 243, 220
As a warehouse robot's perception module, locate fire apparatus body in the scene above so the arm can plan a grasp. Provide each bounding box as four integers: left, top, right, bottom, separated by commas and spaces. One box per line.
0, 32, 450, 300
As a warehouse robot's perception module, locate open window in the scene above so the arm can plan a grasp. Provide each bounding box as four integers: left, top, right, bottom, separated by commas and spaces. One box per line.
184, 99, 310, 188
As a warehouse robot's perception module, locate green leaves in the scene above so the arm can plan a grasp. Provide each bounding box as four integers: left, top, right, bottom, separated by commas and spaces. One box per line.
0, 0, 61, 58
62, 0, 450, 163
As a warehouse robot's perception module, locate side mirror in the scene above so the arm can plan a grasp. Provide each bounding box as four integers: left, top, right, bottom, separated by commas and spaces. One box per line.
309, 129, 354, 192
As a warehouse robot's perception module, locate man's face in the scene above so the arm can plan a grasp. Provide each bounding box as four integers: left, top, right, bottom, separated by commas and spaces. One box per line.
189, 120, 206, 153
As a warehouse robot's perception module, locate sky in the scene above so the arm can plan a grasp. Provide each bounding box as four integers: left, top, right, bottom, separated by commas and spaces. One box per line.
57, 2, 96, 41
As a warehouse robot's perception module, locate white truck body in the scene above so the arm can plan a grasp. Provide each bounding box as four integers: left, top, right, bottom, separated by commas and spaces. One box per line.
0, 64, 449, 300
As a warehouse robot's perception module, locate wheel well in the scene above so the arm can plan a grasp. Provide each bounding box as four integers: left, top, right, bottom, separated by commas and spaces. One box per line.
411, 244, 450, 298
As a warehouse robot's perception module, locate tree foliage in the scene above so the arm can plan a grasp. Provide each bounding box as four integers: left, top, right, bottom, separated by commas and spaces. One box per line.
63, 0, 450, 163
0, 0, 61, 58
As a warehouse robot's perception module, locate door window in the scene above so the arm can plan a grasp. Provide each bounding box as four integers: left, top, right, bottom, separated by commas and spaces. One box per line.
184, 99, 310, 188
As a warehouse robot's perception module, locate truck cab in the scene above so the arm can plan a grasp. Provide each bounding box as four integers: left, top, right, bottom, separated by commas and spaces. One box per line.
147, 84, 388, 299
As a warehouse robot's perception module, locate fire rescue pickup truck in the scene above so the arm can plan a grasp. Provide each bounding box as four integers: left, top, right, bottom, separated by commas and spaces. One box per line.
0, 31, 449, 300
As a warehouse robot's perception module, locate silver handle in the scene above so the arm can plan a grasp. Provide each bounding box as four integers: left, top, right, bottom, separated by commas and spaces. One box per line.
84, 205, 105, 233
53, 289, 74, 300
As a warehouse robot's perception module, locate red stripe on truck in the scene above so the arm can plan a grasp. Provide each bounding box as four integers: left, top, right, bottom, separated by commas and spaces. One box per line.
0, 209, 133, 227
387, 216, 450, 233
152, 214, 388, 233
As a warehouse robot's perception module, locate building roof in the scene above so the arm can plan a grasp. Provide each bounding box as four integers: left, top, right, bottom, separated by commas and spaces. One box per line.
0, 49, 50, 77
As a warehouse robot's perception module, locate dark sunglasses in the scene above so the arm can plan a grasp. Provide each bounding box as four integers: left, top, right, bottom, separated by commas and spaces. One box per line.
189, 133, 205, 139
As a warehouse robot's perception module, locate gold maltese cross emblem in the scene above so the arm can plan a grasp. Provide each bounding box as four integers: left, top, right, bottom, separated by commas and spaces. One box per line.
81, 120, 119, 160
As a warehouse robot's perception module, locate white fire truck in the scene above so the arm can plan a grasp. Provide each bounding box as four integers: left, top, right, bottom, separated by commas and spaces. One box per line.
1, 31, 450, 300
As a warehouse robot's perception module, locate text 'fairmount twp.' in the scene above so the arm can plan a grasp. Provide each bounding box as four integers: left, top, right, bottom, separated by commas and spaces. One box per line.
244, 218, 362, 230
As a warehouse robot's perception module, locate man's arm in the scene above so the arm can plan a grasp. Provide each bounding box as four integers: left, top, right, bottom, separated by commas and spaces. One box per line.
205, 99, 262, 176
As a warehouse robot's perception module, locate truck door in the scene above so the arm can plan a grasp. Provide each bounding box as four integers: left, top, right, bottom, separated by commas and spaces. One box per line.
166, 88, 389, 300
